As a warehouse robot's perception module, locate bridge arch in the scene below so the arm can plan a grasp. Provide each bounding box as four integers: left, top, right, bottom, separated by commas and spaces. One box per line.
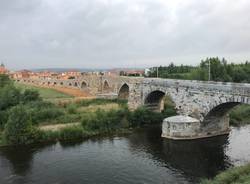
74, 82, 78, 87
144, 90, 166, 112
118, 83, 129, 100
103, 80, 110, 92
81, 81, 87, 89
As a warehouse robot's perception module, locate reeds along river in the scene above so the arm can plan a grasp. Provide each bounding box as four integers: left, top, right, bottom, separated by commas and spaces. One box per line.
0, 125, 250, 184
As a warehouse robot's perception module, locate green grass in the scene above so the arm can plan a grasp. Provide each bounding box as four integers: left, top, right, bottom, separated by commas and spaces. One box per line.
15, 83, 73, 100
201, 163, 250, 184
230, 105, 250, 126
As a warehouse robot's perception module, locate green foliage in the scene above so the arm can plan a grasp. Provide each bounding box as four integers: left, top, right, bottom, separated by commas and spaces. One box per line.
0, 85, 21, 111
58, 126, 87, 141
148, 58, 250, 83
128, 107, 163, 127
0, 74, 12, 88
3, 105, 38, 145
229, 105, 250, 126
82, 108, 128, 132
21, 89, 41, 103
162, 96, 177, 117
66, 103, 77, 114
13, 101, 64, 125
148, 63, 195, 79
201, 163, 250, 184
0, 110, 8, 130
36, 130, 59, 143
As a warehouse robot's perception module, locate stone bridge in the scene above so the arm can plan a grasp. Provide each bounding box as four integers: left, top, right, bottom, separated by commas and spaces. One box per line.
16, 75, 250, 139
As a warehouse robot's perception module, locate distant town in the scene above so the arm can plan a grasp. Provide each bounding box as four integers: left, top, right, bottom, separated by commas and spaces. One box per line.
0, 63, 147, 80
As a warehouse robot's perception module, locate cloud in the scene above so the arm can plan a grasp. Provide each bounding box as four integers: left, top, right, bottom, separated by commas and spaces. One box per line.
0, 0, 250, 70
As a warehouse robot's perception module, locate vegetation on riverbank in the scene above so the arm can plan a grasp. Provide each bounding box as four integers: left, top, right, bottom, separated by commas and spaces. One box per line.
1, 73, 250, 146
201, 163, 250, 184
0, 74, 174, 146
230, 105, 250, 126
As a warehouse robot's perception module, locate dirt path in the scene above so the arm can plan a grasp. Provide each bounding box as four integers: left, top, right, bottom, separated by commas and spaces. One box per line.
39, 122, 80, 131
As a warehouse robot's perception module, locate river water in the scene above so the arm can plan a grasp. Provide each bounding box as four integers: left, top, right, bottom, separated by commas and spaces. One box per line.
0, 125, 250, 184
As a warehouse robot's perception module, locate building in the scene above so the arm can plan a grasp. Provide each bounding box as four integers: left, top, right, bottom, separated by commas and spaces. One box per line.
12, 70, 31, 79
0, 63, 9, 75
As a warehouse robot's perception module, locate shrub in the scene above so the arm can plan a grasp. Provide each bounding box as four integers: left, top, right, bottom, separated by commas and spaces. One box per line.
66, 103, 77, 114
82, 109, 126, 132
0, 74, 12, 88
0, 85, 21, 110
36, 130, 59, 143
128, 107, 163, 127
24, 101, 65, 124
0, 110, 8, 130
4, 105, 37, 145
21, 89, 41, 103
162, 108, 177, 117
31, 108, 65, 124
59, 126, 85, 141
201, 163, 250, 184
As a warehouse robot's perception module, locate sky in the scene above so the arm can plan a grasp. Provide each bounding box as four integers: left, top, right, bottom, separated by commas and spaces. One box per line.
0, 0, 250, 70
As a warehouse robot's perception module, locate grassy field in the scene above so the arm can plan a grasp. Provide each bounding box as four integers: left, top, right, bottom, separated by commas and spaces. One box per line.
15, 83, 73, 100
201, 163, 250, 184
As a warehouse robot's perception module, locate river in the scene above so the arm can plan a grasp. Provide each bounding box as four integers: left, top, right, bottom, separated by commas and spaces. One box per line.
0, 125, 250, 184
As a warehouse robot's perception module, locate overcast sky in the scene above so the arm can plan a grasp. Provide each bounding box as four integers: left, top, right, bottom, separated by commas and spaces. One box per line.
0, 0, 250, 70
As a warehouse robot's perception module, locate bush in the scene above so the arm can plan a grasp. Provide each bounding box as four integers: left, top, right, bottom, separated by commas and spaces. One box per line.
4, 105, 38, 145
128, 107, 163, 127
201, 163, 250, 184
0, 74, 12, 88
0, 110, 8, 130
66, 103, 77, 114
36, 130, 59, 143
59, 126, 86, 141
82, 109, 127, 132
31, 108, 65, 124
0, 85, 21, 110
21, 89, 41, 103
24, 101, 65, 124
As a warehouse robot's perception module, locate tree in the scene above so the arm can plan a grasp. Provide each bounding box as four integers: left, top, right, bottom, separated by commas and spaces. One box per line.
4, 105, 37, 145
0, 85, 21, 110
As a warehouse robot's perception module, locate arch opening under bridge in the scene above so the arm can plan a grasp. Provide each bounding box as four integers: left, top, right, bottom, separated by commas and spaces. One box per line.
118, 83, 129, 100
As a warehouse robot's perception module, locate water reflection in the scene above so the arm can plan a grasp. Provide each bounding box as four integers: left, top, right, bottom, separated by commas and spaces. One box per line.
0, 143, 53, 177
0, 125, 249, 184
127, 126, 232, 181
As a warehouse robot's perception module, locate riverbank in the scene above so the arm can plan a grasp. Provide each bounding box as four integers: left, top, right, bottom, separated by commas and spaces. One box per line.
230, 105, 250, 126
201, 163, 250, 184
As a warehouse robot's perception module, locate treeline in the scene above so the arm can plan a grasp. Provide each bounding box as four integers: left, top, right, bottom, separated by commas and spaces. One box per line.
148, 57, 250, 83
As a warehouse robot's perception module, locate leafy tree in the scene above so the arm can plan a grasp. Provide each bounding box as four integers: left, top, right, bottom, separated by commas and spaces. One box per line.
0, 85, 21, 110
4, 105, 37, 145
147, 57, 250, 83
